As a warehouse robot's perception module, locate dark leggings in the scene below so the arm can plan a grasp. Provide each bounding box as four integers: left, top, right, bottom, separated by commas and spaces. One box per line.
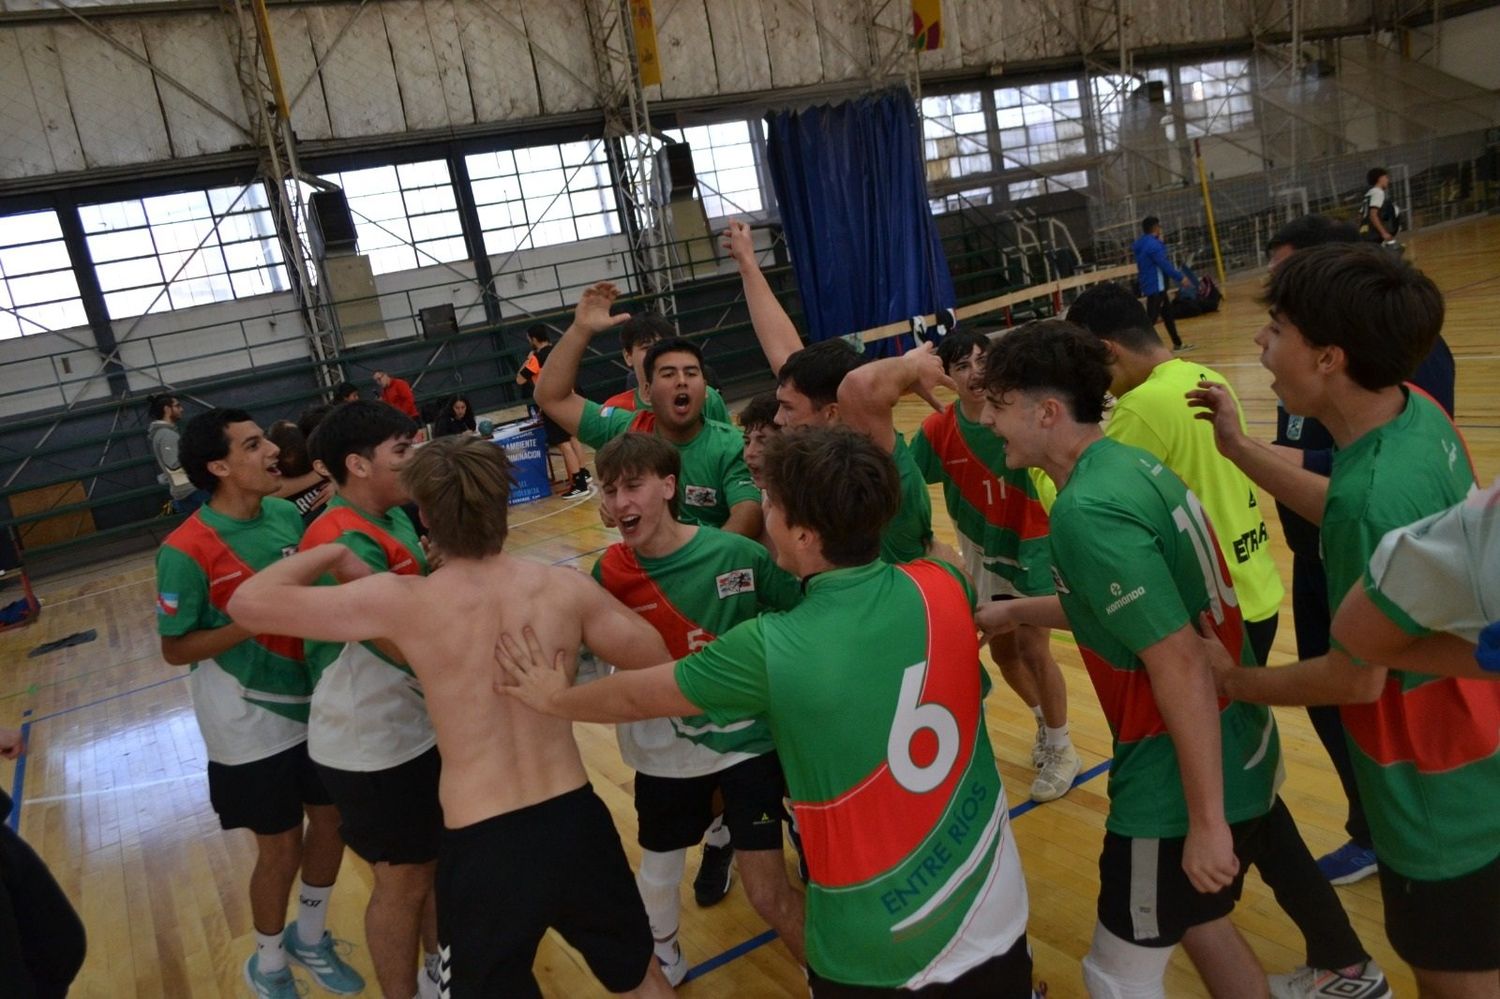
1242, 613, 1370, 970
1290, 555, 1372, 848
1145, 291, 1182, 347
0, 820, 86, 998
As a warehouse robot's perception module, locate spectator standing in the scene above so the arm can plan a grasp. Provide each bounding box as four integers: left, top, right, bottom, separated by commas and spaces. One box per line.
147, 393, 209, 514
1132, 216, 1195, 352
1360, 168, 1400, 246
374, 370, 419, 420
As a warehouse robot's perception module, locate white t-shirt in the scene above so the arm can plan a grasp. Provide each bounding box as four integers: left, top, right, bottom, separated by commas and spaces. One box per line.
1365, 479, 1498, 643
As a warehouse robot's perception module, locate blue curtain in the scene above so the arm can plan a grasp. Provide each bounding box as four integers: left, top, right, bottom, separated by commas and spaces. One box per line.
765, 88, 956, 355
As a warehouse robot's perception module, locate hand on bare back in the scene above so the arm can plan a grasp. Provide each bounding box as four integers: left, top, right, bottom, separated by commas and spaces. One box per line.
493, 626, 571, 713
1185, 380, 1246, 458
572, 283, 631, 338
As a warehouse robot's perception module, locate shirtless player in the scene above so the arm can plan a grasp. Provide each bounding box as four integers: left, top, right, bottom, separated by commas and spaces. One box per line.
227, 435, 676, 999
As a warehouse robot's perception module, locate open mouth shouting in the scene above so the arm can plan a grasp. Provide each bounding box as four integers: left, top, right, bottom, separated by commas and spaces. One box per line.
616, 513, 643, 537
670, 392, 692, 419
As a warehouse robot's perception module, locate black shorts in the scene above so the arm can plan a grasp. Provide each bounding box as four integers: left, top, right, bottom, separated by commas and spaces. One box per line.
206, 741, 334, 836
1378, 851, 1500, 972
808, 934, 1032, 997
1096, 815, 1266, 947
435, 784, 652, 998
634, 752, 785, 853
315, 747, 443, 865
540, 414, 571, 447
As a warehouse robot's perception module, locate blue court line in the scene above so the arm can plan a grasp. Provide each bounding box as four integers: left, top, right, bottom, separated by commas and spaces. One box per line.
683, 928, 779, 982
680, 756, 1114, 982
8, 719, 31, 833
26, 672, 186, 727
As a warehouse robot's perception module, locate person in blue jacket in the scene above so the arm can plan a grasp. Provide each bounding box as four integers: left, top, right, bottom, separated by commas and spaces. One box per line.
1132, 216, 1194, 352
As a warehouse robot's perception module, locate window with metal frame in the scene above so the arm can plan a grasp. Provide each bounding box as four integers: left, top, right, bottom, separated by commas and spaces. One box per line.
298, 160, 468, 276
80, 185, 288, 319
466, 140, 620, 256
0, 210, 88, 340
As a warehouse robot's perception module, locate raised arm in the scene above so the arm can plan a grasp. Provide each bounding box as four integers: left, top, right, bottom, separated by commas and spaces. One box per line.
226, 544, 412, 645
1141, 625, 1239, 893
535, 282, 631, 435
723, 221, 802, 376
1186, 381, 1328, 523
835, 342, 951, 453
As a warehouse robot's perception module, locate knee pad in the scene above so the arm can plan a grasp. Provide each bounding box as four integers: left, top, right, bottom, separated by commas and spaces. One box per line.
636, 849, 688, 938
1080, 923, 1172, 999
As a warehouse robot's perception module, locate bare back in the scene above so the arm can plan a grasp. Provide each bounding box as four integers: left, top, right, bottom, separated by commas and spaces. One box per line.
394, 555, 594, 829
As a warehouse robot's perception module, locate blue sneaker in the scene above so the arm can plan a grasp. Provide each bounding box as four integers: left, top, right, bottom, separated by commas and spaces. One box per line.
282, 924, 366, 995
1317, 840, 1378, 885
244, 954, 302, 999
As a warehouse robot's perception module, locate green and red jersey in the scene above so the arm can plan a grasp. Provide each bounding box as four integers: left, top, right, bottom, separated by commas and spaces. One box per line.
675, 558, 1027, 988
881, 433, 935, 565
298, 497, 434, 772
592, 526, 800, 776
910, 403, 1053, 596
578, 400, 759, 529
155, 497, 311, 766
603, 383, 732, 424
1323, 388, 1498, 881
1048, 438, 1279, 838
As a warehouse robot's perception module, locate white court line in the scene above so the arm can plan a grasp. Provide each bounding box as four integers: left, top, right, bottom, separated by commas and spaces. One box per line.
24, 773, 199, 805
508, 487, 603, 530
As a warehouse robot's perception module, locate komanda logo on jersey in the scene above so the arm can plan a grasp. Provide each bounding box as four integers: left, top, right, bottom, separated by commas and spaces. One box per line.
715, 568, 755, 599
157, 592, 179, 616
1105, 583, 1146, 615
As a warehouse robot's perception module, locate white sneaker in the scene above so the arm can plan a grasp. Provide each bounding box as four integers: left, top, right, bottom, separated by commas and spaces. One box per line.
1269, 960, 1390, 998
1030, 717, 1046, 769
656, 940, 688, 987
1029, 744, 1081, 803
417, 957, 441, 999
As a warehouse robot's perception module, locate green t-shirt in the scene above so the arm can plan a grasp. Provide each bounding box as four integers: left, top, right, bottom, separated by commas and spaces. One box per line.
300, 497, 428, 679
296, 497, 434, 771
578, 400, 759, 528
1323, 389, 1496, 880
592, 526, 801, 775
605, 384, 732, 424
1105, 358, 1283, 624
910, 403, 1054, 597
155, 497, 311, 765
881, 433, 935, 564
675, 558, 1027, 988
1049, 438, 1278, 838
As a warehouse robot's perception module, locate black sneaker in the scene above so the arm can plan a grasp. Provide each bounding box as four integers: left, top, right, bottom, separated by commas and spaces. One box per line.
562, 472, 590, 499
693, 843, 734, 907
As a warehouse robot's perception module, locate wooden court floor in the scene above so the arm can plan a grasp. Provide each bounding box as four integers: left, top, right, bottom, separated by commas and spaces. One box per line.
3, 216, 1497, 997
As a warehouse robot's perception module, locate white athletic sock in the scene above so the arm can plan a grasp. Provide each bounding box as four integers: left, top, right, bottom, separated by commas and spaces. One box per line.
1044, 723, 1071, 749
703, 816, 731, 849
424, 950, 440, 977
637, 849, 687, 960
1031, 705, 1045, 721
255, 930, 288, 974
296, 881, 333, 945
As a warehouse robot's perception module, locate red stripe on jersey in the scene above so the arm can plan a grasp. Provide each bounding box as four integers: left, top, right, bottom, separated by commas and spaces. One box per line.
603, 389, 638, 411
300, 506, 422, 576
1341, 675, 1500, 773
1079, 645, 1168, 744
165, 515, 303, 661
597, 545, 713, 658
794, 560, 981, 888
920, 407, 1048, 538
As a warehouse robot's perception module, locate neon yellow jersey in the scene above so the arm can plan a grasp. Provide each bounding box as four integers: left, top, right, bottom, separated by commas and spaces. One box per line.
1104, 359, 1284, 623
